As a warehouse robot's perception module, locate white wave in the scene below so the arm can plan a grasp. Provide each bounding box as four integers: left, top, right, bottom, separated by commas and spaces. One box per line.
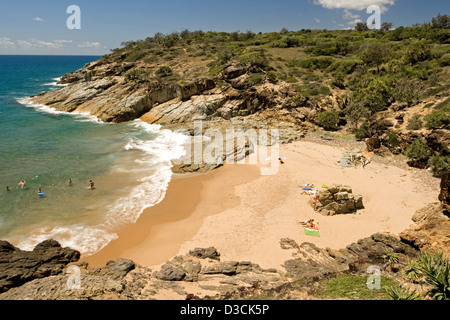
16, 225, 118, 256
16, 97, 106, 124
102, 120, 188, 230
43, 82, 68, 87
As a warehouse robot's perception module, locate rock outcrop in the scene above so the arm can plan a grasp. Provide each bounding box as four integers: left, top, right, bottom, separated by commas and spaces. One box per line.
399, 203, 450, 255
439, 170, 450, 211
0, 247, 286, 300
310, 185, 364, 216
0, 240, 80, 293
1, 199, 447, 300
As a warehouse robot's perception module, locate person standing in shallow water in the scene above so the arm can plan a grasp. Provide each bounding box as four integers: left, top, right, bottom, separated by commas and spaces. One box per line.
68, 178, 72, 186
89, 180, 94, 189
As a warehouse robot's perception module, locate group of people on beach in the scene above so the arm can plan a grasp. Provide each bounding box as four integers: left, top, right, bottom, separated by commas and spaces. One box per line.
5, 179, 95, 195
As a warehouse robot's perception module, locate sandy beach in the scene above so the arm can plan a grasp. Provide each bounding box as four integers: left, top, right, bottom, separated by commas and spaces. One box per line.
83, 140, 439, 270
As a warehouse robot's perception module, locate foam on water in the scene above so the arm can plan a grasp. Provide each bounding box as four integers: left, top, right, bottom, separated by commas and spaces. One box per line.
17, 97, 105, 124
11, 101, 188, 256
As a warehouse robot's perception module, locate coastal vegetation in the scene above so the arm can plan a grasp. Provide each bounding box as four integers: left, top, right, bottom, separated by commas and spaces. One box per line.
87, 14, 450, 175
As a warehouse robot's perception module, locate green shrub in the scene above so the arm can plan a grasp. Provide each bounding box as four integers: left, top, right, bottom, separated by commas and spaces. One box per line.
387, 286, 421, 300
405, 138, 432, 160
239, 51, 268, 71
406, 114, 423, 130
291, 57, 334, 71
124, 69, 149, 82
424, 107, 450, 129
345, 102, 370, 129
355, 122, 370, 140
318, 110, 340, 131
416, 252, 450, 300
266, 71, 278, 83
386, 132, 401, 148
155, 66, 173, 77
428, 156, 450, 177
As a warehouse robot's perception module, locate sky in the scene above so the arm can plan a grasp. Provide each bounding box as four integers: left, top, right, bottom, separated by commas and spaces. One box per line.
0, 0, 448, 55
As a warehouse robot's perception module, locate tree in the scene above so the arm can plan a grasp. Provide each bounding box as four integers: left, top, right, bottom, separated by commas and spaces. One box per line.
344, 102, 370, 129
362, 42, 391, 73
355, 21, 369, 32
380, 22, 393, 31
280, 27, 289, 35
431, 14, 450, 29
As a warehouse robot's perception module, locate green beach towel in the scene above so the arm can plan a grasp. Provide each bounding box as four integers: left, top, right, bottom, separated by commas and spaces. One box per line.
304, 228, 320, 237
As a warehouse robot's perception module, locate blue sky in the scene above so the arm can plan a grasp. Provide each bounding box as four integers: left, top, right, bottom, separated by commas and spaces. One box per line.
0, 0, 448, 55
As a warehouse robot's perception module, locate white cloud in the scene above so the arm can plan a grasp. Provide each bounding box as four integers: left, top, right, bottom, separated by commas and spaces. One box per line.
314, 0, 395, 13
33, 17, 45, 22
54, 40, 73, 44
314, 17, 321, 23
17, 40, 33, 48
0, 37, 15, 47
77, 41, 101, 48
347, 18, 363, 25
16, 39, 73, 49
343, 9, 360, 20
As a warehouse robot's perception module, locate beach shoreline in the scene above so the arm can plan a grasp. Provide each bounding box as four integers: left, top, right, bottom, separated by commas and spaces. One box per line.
81, 164, 262, 268
82, 139, 439, 270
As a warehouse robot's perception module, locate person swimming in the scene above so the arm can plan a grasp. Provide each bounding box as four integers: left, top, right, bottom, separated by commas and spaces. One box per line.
18, 180, 26, 189
6, 186, 10, 191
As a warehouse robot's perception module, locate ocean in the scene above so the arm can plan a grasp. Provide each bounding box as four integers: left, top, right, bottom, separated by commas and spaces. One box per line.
0, 55, 186, 256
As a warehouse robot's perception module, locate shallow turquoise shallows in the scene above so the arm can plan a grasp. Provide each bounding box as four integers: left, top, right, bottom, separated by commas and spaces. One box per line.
0, 55, 186, 256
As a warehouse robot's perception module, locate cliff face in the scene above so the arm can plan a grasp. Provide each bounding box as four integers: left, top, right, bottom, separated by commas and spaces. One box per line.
31, 59, 319, 137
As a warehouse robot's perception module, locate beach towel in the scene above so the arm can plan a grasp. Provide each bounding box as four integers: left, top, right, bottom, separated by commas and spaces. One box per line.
304, 228, 320, 237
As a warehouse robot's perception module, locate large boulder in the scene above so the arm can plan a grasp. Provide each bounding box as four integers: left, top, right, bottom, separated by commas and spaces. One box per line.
310, 185, 364, 216
0, 240, 80, 293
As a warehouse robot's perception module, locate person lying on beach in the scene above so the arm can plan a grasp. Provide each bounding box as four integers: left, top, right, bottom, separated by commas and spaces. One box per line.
278, 158, 284, 164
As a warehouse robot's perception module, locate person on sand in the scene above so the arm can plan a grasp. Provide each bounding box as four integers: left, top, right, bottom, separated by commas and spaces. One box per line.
89, 180, 95, 189
278, 158, 284, 164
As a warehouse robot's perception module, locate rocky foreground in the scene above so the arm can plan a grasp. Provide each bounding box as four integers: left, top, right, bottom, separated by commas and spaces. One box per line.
0, 201, 448, 300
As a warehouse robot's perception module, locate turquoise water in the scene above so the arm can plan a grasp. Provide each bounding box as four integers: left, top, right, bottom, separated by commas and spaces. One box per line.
0, 55, 185, 255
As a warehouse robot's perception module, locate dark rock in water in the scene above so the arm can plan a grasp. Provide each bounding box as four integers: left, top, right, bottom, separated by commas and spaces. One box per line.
188, 247, 220, 260
0, 240, 80, 293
